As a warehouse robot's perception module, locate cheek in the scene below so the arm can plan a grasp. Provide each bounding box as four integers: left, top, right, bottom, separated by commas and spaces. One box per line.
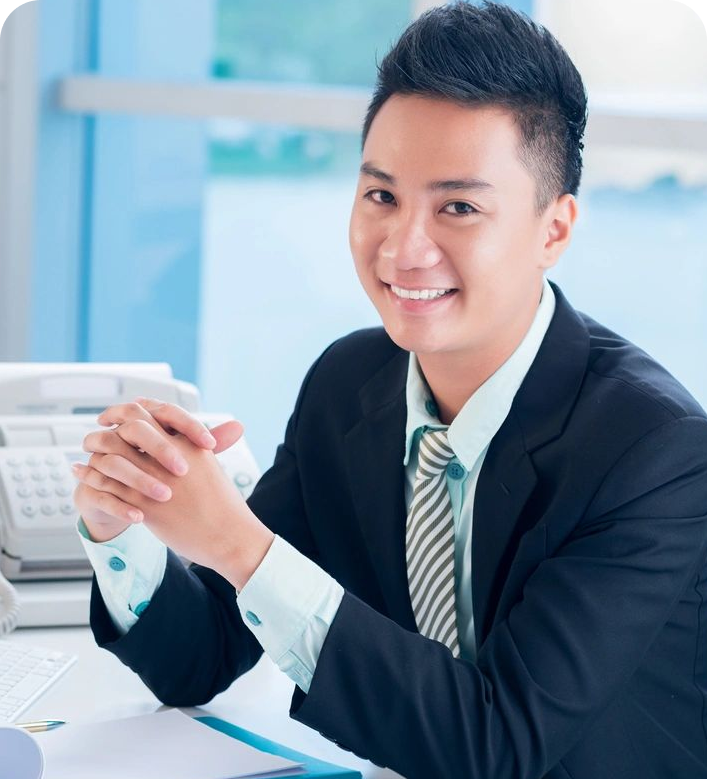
349, 205, 371, 257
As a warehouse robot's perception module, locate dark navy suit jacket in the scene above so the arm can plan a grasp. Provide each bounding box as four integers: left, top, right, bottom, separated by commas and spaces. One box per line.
91, 284, 707, 779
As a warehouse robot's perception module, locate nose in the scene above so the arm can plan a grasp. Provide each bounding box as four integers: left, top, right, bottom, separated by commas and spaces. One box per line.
379, 210, 443, 272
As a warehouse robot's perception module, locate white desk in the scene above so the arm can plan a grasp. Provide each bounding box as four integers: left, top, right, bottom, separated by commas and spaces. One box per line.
8, 626, 404, 779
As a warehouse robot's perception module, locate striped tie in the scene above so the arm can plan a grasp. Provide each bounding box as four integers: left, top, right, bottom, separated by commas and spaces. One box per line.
406, 428, 461, 657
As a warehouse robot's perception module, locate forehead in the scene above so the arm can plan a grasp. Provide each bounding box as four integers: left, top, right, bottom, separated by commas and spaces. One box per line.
362, 95, 531, 190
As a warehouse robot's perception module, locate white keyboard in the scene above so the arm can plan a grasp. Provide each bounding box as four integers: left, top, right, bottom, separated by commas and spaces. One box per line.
0, 640, 76, 722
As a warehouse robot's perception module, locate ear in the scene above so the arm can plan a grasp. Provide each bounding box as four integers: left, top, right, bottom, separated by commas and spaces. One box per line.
539, 193, 578, 270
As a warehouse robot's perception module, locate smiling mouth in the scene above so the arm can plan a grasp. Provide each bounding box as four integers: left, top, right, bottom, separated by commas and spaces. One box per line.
386, 283, 458, 301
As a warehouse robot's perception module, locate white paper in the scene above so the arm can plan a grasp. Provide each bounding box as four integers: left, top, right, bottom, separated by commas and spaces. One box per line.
34, 708, 303, 779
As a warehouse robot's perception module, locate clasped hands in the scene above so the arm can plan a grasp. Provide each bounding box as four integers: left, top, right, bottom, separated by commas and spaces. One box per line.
73, 399, 274, 591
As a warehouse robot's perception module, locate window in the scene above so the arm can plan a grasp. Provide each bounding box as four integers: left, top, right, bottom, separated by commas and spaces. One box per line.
2, 0, 705, 468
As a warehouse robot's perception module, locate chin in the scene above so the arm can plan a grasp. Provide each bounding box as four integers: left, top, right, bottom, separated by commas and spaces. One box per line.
381, 321, 452, 355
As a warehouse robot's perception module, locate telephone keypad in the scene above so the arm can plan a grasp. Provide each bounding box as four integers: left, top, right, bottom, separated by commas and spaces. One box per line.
0, 449, 79, 529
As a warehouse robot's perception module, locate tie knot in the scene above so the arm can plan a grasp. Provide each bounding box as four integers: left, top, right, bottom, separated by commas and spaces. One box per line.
417, 429, 455, 478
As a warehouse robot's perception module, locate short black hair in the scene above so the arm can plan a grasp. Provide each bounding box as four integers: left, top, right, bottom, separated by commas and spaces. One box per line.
362, 1, 588, 213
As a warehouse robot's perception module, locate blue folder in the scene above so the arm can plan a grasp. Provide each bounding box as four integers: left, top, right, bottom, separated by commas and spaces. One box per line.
196, 716, 362, 779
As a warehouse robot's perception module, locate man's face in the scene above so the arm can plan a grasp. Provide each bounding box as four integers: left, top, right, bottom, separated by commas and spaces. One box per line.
350, 95, 562, 362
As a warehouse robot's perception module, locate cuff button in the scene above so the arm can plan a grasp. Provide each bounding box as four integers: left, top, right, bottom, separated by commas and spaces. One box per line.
133, 600, 150, 617
245, 610, 262, 626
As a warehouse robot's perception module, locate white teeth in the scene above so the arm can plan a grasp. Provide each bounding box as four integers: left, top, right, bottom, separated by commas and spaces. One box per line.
390, 284, 453, 300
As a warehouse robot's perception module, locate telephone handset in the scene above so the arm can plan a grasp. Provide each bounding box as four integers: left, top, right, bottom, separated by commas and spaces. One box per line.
0, 571, 19, 636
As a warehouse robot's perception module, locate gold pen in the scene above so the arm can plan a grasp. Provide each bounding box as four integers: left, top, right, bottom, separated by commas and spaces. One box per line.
16, 719, 66, 733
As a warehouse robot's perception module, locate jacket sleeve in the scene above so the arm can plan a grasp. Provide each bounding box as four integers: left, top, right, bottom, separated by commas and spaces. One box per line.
289, 415, 707, 779
89, 350, 329, 707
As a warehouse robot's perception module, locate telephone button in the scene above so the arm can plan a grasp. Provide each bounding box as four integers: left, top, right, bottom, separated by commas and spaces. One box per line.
31, 471, 47, 482
45, 454, 61, 466
60, 503, 75, 515
234, 473, 253, 488
21, 504, 38, 517
16, 485, 33, 498
50, 471, 64, 481
37, 486, 53, 498
56, 485, 73, 497
25, 455, 41, 467
12, 472, 27, 482
7, 457, 22, 467
41, 504, 56, 516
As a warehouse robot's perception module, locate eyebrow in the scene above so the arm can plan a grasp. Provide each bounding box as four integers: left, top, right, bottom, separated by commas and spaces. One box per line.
359, 162, 496, 194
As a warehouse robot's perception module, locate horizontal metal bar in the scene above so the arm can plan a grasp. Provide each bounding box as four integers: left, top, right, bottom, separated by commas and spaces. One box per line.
58, 76, 371, 132
57, 76, 707, 152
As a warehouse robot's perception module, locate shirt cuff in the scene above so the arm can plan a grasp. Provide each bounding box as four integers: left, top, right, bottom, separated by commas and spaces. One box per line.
237, 534, 344, 692
77, 518, 167, 635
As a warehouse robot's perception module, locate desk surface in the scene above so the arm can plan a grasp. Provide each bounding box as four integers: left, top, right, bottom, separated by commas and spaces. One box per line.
9, 626, 404, 779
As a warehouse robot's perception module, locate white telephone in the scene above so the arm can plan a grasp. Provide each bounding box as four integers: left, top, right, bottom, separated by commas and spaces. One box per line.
0, 363, 261, 631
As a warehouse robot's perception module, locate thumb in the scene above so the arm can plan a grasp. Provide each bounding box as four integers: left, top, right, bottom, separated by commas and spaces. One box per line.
210, 420, 245, 454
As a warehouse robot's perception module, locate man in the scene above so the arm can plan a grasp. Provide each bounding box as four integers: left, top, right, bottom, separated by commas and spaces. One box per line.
73, 3, 707, 778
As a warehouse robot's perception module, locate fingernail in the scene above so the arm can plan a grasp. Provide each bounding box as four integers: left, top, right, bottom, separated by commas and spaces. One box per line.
152, 484, 171, 500
128, 510, 143, 522
200, 431, 217, 448
71, 463, 83, 473
173, 458, 189, 476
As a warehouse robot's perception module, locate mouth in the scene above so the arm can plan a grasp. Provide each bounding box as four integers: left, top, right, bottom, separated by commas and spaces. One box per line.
382, 282, 459, 311
388, 284, 456, 301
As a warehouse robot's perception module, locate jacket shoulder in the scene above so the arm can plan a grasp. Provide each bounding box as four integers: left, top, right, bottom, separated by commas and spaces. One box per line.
581, 312, 706, 422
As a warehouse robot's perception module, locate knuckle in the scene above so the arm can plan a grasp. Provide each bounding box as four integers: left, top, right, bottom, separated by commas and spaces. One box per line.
99, 430, 116, 448
130, 419, 151, 435
96, 492, 113, 510
101, 453, 122, 471
160, 440, 177, 460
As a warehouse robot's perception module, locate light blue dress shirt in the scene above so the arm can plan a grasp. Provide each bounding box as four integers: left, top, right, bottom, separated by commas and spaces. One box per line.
79, 279, 555, 691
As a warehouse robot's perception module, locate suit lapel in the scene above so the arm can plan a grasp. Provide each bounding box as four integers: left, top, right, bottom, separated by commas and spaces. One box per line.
472, 413, 537, 644
473, 283, 590, 645
344, 349, 417, 630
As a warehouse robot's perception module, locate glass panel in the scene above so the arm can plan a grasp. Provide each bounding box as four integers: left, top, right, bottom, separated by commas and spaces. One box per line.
549, 179, 707, 407
212, 0, 410, 86
200, 135, 380, 467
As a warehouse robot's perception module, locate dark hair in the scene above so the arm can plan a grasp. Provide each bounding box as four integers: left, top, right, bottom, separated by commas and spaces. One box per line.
362, 1, 588, 212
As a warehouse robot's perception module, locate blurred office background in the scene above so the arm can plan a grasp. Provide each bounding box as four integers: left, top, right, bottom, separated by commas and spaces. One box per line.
0, 0, 705, 468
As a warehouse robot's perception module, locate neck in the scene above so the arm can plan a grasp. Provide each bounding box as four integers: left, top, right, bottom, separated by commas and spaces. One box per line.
418, 289, 543, 425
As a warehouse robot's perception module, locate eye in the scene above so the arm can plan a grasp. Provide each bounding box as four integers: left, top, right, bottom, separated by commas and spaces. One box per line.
364, 189, 396, 205
441, 201, 477, 216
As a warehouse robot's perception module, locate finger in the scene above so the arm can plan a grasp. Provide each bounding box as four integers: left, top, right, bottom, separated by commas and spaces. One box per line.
72, 466, 144, 523
133, 397, 217, 449
87, 452, 172, 502
84, 423, 187, 477
96, 401, 160, 428
209, 420, 245, 454
114, 419, 189, 476
83, 428, 147, 461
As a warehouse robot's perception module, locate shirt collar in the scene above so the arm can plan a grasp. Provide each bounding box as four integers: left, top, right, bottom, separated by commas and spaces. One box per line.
403, 278, 556, 469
